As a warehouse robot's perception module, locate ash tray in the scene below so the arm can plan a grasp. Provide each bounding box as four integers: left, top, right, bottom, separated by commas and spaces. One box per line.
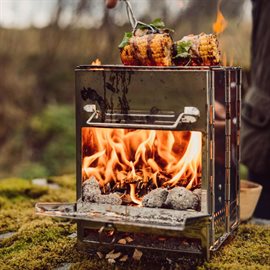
240, 180, 262, 221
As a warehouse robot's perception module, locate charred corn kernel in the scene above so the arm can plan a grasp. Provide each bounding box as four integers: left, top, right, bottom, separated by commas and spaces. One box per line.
173, 33, 221, 66
198, 34, 220, 65
120, 33, 173, 66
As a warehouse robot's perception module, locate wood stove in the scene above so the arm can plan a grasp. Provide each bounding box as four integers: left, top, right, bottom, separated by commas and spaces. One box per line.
36, 65, 241, 260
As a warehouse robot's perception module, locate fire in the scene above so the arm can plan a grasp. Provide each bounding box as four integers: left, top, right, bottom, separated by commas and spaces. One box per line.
91, 58, 101, 65
130, 183, 142, 206
212, 0, 228, 35
229, 51, 234, 67
82, 128, 202, 205
221, 52, 235, 67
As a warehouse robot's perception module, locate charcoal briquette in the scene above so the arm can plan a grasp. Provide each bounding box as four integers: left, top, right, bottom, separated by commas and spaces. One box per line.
165, 187, 198, 210
142, 188, 168, 208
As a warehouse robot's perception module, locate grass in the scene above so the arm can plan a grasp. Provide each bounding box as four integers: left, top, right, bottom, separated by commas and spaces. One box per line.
0, 175, 269, 270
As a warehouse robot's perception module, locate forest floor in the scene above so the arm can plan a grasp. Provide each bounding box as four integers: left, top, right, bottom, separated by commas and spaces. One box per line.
0, 175, 269, 270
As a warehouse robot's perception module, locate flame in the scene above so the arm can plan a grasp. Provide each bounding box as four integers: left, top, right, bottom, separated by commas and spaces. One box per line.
130, 183, 142, 206
212, 0, 228, 35
163, 132, 202, 189
91, 58, 101, 65
229, 51, 234, 66
82, 128, 202, 205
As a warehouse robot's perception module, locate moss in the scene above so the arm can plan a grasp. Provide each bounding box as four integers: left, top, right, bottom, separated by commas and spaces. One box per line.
198, 225, 270, 270
0, 178, 48, 200
50, 174, 76, 190
39, 188, 75, 203
1, 219, 72, 253
0, 219, 77, 269
0, 207, 34, 233
70, 260, 112, 270
0, 175, 75, 233
0, 175, 269, 270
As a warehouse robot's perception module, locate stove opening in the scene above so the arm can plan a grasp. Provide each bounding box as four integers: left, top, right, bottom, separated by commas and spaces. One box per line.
81, 128, 202, 210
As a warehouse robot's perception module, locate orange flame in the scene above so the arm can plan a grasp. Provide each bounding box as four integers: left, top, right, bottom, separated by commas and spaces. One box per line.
130, 183, 142, 206
91, 58, 101, 65
212, 0, 228, 35
82, 128, 202, 205
229, 51, 234, 66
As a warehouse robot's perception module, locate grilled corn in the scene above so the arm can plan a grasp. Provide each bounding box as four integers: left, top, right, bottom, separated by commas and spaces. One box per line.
120, 32, 173, 66
174, 33, 221, 66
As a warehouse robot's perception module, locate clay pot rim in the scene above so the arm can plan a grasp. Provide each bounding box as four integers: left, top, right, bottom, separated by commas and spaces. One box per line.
240, 179, 263, 191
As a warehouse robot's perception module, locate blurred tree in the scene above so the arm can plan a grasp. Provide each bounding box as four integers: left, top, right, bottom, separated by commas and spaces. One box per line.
75, 0, 90, 15
51, 0, 65, 26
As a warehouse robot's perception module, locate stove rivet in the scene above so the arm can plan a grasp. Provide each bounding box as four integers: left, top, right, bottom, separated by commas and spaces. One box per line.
231, 82, 236, 88
218, 196, 222, 203
218, 184, 222, 191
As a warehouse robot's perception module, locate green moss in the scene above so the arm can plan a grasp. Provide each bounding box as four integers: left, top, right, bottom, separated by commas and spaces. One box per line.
0, 207, 35, 233
0, 219, 77, 269
0, 178, 48, 200
49, 174, 76, 190
199, 225, 270, 270
70, 260, 112, 270
0, 175, 269, 269
39, 188, 75, 203
0, 175, 75, 234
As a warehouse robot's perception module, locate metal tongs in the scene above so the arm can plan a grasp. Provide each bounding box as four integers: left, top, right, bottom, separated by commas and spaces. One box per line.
121, 0, 157, 33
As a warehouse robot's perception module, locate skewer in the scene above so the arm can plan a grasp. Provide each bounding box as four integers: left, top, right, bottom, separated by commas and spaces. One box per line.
121, 0, 156, 33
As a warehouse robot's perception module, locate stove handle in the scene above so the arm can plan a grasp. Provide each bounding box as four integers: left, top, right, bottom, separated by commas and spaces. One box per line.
84, 105, 200, 129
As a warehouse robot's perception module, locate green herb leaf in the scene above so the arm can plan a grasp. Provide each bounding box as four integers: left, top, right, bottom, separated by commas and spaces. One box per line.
150, 18, 165, 29
118, 32, 132, 49
136, 18, 173, 32
136, 22, 148, 30
174, 40, 192, 58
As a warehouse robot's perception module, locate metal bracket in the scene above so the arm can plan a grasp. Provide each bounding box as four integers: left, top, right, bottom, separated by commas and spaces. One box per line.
83, 104, 99, 122
84, 104, 200, 129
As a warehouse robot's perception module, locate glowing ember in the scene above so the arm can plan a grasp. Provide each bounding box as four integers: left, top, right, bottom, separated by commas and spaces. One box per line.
212, 0, 228, 35
82, 128, 202, 205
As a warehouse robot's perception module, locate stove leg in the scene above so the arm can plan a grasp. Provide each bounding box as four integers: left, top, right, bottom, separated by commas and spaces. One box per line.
201, 225, 211, 260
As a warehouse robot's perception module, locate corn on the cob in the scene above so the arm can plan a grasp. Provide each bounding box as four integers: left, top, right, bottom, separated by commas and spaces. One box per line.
120, 32, 173, 66
173, 33, 221, 66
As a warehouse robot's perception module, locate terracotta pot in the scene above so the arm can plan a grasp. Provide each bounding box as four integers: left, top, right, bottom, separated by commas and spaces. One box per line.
240, 180, 262, 221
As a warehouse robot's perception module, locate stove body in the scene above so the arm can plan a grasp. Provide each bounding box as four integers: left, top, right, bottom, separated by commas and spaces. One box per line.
36, 66, 241, 260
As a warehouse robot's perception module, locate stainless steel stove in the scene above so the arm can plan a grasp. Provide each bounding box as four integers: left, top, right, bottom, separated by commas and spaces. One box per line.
36, 65, 241, 260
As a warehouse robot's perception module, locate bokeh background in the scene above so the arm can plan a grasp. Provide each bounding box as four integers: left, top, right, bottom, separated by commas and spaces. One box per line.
0, 0, 251, 179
